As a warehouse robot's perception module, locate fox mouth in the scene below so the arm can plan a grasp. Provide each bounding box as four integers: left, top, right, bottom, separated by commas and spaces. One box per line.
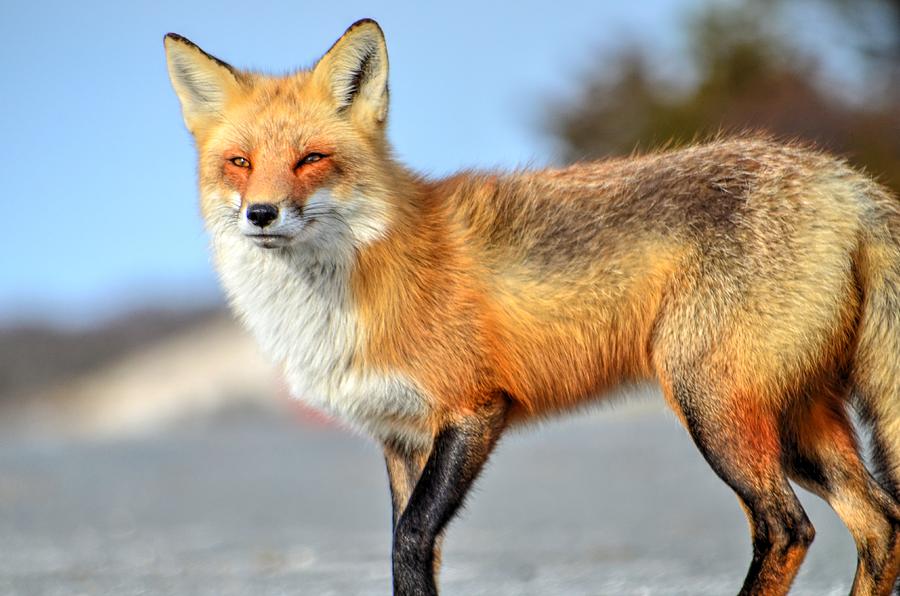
245, 233, 293, 249
239, 215, 317, 249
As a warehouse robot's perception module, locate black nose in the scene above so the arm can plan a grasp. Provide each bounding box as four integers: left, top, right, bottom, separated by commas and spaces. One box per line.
246, 203, 279, 228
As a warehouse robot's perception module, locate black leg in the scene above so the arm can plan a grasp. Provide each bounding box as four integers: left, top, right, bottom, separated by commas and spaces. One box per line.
392, 397, 507, 596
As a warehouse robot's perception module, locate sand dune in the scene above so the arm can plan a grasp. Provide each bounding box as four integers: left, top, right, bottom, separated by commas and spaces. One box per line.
6, 316, 288, 439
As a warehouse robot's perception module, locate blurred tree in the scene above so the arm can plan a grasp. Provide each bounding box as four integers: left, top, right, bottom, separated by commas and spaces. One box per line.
547, 0, 900, 194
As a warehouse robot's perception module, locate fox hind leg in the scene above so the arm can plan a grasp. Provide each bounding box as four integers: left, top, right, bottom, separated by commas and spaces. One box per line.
664, 377, 815, 596
853, 244, 900, 594
782, 393, 900, 596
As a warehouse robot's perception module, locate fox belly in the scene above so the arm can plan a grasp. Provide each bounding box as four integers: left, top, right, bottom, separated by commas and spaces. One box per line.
211, 231, 433, 448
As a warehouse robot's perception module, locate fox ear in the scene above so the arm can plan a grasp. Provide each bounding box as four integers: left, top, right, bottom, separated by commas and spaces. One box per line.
164, 33, 243, 133
313, 19, 389, 124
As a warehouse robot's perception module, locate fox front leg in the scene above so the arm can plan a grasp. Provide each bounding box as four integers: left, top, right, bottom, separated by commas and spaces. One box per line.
384, 441, 429, 529
385, 439, 455, 582
391, 397, 508, 596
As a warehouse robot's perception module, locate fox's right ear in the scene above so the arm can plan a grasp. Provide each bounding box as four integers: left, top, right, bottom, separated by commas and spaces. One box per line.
164, 34, 243, 133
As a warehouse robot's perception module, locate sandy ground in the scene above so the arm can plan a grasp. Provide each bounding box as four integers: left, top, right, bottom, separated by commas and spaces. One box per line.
0, 402, 858, 595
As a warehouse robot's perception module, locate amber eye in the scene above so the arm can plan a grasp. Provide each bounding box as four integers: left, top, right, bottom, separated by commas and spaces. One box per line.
296, 152, 327, 168
230, 156, 251, 168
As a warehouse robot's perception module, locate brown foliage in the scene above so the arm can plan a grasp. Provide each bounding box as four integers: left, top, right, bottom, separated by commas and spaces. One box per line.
548, 1, 900, 195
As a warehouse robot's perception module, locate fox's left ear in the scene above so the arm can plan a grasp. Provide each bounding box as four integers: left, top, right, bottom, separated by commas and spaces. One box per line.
313, 19, 389, 125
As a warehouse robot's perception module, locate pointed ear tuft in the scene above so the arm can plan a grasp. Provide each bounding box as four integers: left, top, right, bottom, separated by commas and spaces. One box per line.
164, 34, 243, 133
313, 19, 389, 124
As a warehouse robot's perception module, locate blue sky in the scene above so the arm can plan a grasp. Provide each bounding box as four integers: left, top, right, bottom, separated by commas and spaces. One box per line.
2, 0, 823, 326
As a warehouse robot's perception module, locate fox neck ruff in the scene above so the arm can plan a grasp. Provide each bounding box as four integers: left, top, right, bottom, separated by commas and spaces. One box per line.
209, 215, 434, 449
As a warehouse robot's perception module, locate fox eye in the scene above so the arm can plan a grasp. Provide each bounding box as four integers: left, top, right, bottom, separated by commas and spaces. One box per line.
230, 156, 251, 168
297, 152, 327, 168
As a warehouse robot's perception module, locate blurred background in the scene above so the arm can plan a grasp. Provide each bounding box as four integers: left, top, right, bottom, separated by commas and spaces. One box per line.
1, 0, 898, 594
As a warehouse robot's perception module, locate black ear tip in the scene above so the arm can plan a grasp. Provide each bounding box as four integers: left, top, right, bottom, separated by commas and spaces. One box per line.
164, 32, 191, 46
347, 18, 383, 35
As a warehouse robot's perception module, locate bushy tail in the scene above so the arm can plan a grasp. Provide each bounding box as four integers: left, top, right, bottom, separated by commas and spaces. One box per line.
855, 206, 900, 505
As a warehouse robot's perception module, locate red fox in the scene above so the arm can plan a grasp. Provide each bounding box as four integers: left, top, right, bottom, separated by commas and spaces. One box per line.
165, 19, 900, 596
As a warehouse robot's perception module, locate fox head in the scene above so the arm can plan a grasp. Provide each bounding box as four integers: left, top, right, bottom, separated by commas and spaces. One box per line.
165, 19, 398, 252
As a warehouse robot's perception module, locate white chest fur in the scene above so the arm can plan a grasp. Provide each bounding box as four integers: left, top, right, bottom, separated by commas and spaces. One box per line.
211, 231, 432, 447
